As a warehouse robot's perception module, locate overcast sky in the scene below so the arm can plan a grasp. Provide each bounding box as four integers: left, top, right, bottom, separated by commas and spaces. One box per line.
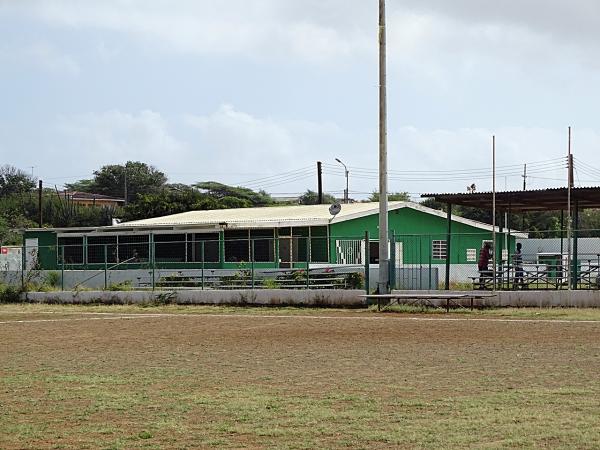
2, 0, 600, 200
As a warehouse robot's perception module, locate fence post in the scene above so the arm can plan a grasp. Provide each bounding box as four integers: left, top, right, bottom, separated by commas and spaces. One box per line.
251, 239, 255, 290
306, 237, 310, 289
428, 237, 432, 290
21, 240, 25, 290
364, 231, 370, 294
61, 246, 65, 291
389, 231, 396, 290
151, 237, 156, 291
201, 241, 205, 290
104, 244, 108, 289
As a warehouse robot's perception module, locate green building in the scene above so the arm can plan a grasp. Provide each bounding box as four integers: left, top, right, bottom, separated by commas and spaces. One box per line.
23, 202, 521, 283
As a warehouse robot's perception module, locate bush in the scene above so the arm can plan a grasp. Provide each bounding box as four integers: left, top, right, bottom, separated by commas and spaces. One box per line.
107, 280, 133, 291
0, 284, 22, 303
44, 271, 61, 288
344, 272, 364, 289
262, 278, 279, 289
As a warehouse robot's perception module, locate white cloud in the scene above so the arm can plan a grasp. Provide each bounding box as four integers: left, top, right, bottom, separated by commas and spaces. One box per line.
388, 126, 600, 195
184, 104, 348, 188
53, 110, 188, 174
0, 41, 80, 76
7, 0, 373, 65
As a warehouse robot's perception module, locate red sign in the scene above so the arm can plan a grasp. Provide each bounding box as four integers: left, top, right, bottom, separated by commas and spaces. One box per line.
1, 247, 8, 254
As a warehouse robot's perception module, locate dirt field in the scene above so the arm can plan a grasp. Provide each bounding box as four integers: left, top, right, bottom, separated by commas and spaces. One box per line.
2, 305, 600, 449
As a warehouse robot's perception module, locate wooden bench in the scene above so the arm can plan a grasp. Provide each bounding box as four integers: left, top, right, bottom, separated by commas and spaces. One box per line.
361, 292, 497, 312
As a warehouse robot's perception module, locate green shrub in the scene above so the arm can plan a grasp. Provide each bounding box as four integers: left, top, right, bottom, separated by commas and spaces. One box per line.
0, 284, 22, 303
107, 280, 133, 291
44, 271, 61, 288
262, 278, 279, 289
344, 272, 364, 289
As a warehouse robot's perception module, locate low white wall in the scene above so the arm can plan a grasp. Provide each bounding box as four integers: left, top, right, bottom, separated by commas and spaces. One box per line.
23, 289, 367, 307
388, 290, 600, 308
20, 288, 600, 308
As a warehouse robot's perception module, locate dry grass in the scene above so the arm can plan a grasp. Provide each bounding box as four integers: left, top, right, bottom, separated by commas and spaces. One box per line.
2, 304, 600, 449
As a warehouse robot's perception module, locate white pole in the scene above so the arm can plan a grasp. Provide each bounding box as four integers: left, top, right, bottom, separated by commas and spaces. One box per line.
378, 0, 389, 294
567, 126, 572, 290
492, 136, 496, 291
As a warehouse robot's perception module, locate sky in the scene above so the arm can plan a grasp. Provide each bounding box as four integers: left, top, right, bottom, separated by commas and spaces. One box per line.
2, 0, 600, 201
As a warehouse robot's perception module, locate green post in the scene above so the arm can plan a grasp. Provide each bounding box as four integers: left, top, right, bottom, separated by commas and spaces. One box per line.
21, 240, 25, 290
572, 201, 579, 290
389, 231, 396, 290
61, 246, 65, 291
251, 239, 255, 290
218, 230, 225, 268
151, 235, 156, 291
306, 237, 310, 289
201, 241, 205, 290
428, 236, 432, 290
104, 244, 108, 289
445, 204, 452, 290
364, 231, 370, 294
275, 232, 280, 268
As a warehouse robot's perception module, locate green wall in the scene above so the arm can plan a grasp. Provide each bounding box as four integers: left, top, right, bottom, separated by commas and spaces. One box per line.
23, 206, 516, 270
329, 207, 515, 265
24, 230, 58, 270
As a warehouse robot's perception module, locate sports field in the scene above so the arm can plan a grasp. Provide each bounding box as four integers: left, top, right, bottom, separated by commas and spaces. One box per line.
2, 304, 600, 449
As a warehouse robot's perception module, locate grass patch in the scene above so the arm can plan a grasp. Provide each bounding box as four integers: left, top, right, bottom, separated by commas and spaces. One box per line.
2, 304, 600, 448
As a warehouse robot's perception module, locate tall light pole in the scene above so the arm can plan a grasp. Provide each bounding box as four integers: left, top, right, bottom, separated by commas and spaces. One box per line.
335, 158, 349, 203
378, 0, 389, 294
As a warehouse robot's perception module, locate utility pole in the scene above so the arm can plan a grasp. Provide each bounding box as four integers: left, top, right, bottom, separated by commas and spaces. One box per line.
335, 158, 349, 204
492, 136, 496, 291
317, 161, 323, 204
522, 164, 527, 190
378, 0, 389, 294
567, 126, 572, 291
38, 180, 43, 228
124, 166, 128, 206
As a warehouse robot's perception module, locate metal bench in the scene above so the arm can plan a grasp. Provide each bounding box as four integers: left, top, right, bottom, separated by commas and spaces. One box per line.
362, 292, 497, 312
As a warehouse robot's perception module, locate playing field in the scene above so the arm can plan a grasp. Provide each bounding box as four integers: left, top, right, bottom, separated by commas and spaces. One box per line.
2, 305, 600, 449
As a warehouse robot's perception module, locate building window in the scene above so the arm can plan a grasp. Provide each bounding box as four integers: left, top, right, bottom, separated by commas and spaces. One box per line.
118, 234, 149, 263
154, 234, 186, 263
187, 233, 220, 263
310, 226, 328, 263
87, 236, 118, 264
58, 237, 84, 265
225, 230, 249, 262
250, 229, 274, 262
432, 240, 447, 260
466, 249, 477, 262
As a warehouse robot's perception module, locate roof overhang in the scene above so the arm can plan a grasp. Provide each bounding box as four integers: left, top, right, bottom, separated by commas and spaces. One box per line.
422, 187, 600, 212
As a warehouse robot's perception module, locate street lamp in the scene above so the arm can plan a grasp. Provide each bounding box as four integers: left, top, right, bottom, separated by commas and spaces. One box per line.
335, 158, 349, 204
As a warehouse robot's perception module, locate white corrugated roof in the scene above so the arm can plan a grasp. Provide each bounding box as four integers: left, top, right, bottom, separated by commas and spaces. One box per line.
117, 202, 407, 228
115, 201, 525, 236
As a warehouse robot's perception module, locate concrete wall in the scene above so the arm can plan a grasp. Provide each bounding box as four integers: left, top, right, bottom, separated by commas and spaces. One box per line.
1, 267, 367, 290
386, 290, 600, 308
23, 289, 366, 307
19, 288, 600, 308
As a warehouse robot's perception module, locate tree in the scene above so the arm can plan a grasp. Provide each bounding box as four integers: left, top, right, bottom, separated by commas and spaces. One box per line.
298, 190, 336, 205
368, 191, 410, 202
64, 179, 96, 192
0, 165, 36, 197
92, 161, 167, 203
122, 185, 219, 221
194, 181, 274, 207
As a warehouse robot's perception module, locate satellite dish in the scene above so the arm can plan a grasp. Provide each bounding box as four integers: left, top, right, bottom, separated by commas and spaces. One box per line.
329, 203, 342, 216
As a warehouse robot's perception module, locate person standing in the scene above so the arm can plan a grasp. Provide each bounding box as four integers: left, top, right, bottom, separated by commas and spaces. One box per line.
478, 242, 492, 287
513, 242, 524, 288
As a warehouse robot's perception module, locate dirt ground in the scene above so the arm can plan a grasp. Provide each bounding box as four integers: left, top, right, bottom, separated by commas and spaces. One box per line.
2, 306, 600, 449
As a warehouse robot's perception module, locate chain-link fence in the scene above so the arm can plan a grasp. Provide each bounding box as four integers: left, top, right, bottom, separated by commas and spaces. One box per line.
2, 230, 600, 292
